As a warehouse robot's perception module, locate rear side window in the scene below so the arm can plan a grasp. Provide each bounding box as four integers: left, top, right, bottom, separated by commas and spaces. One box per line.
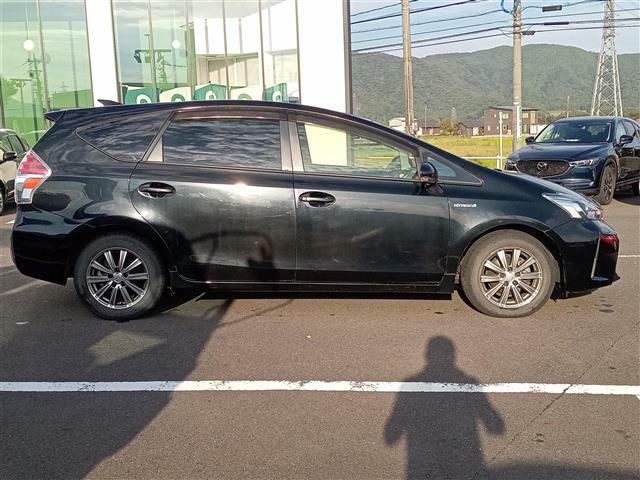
77, 112, 169, 162
162, 118, 282, 170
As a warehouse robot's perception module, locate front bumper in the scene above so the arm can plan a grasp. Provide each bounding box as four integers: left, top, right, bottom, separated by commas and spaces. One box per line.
506, 163, 600, 194
551, 219, 619, 293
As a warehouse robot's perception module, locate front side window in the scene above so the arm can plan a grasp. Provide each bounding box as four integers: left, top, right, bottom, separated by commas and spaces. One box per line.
615, 121, 627, 143
163, 118, 282, 170
623, 120, 637, 138
296, 122, 417, 180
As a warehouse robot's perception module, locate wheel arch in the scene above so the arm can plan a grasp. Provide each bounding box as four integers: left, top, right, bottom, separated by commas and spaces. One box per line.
456, 223, 563, 286
65, 216, 176, 280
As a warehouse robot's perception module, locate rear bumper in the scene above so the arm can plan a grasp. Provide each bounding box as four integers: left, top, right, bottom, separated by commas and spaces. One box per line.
551, 219, 619, 293
11, 207, 86, 285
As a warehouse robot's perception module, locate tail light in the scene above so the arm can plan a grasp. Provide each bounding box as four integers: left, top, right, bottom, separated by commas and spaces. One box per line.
15, 150, 51, 204
600, 233, 619, 251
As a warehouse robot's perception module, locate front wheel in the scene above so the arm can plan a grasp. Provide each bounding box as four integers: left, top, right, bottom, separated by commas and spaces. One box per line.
595, 164, 616, 205
460, 231, 556, 318
632, 179, 639, 196
74, 234, 165, 320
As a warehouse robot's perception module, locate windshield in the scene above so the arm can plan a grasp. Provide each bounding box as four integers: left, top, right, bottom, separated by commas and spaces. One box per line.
535, 120, 612, 144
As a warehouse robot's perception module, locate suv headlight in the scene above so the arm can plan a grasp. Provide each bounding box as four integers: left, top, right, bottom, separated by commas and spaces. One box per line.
569, 158, 598, 166
542, 192, 602, 219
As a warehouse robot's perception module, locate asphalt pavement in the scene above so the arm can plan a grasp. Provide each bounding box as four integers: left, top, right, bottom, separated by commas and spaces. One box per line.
0, 192, 638, 480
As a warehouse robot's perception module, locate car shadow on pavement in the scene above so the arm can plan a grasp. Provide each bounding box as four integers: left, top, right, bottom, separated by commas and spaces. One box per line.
614, 191, 640, 206
0, 294, 234, 479
384, 336, 639, 480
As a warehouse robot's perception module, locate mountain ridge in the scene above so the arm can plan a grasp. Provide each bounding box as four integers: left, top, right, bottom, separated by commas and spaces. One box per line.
351, 44, 640, 124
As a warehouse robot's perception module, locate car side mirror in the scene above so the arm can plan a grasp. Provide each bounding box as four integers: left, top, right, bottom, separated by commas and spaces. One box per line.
618, 134, 633, 146
525, 136, 535, 145
419, 162, 438, 185
1, 151, 17, 163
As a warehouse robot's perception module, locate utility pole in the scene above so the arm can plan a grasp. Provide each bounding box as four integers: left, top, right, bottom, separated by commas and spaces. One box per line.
402, 0, 414, 135
591, 0, 623, 116
511, 0, 522, 152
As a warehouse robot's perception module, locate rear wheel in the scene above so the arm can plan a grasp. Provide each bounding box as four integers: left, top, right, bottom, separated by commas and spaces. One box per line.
74, 234, 165, 320
0, 187, 5, 216
595, 164, 616, 205
632, 178, 639, 196
460, 231, 556, 318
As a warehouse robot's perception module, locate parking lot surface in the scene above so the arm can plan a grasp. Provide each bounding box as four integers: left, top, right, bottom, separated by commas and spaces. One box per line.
1, 193, 639, 479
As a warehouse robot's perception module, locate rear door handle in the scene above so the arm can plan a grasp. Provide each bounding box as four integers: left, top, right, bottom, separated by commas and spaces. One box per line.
138, 182, 176, 199
298, 191, 336, 207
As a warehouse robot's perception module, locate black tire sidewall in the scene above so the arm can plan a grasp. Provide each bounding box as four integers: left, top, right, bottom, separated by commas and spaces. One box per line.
73, 234, 165, 320
460, 231, 555, 318
596, 164, 616, 205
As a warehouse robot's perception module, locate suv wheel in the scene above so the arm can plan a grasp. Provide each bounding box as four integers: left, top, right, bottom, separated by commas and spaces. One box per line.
0, 187, 5, 216
74, 234, 165, 320
633, 179, 639, 196
596, 164, 616, 205
460, 231, 555, 318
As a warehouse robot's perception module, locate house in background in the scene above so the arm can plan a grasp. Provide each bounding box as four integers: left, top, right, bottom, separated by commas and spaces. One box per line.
484, 106, 541, 136
458, 121, 484, 136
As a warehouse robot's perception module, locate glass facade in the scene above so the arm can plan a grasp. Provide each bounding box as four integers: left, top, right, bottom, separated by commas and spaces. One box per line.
112, 0, 300, 105
0, 0, 93, 144
0, 0, 343, 144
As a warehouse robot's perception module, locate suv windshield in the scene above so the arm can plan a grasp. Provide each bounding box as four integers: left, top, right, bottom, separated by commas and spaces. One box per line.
535, 120, 612, 144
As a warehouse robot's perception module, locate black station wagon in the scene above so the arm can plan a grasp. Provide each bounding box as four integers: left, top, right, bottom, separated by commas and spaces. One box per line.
12, 101, 619, 320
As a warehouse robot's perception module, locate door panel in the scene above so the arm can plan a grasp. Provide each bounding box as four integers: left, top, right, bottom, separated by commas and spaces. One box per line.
130, 165, 295, 283
289, 117, 449, 285
129, 114, 295, 284
293, 174, 449, 284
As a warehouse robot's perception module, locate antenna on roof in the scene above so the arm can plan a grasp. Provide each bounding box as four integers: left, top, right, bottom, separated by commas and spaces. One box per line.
97, 99, 122, 106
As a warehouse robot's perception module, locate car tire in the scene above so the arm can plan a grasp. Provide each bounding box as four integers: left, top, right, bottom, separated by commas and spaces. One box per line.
595, 163, 616, 205
74, 234, 165, 320
632, 179, 639, 196
0, 187, 5, 216
460, 230, 556, 318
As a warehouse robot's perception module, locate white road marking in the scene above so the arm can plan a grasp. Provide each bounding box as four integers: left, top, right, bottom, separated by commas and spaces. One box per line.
1, 381, 639, 396
619, 254, 640, 258
5, 220, 14, 224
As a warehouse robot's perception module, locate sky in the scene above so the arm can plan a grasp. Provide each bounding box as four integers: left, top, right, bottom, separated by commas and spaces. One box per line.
349, 0, 640, 56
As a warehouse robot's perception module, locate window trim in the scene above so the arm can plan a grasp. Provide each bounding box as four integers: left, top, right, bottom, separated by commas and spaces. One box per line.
143, 112, 290, 173
289, 114, 421, 182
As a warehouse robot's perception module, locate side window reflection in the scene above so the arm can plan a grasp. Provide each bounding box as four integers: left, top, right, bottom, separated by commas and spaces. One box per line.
297, 122, 417, 180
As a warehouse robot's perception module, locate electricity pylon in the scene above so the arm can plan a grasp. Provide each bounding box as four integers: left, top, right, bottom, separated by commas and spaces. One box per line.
591, 0, 623, 116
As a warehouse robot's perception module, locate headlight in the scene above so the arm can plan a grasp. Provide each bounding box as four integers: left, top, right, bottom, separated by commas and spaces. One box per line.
542, 192, 602, 220
569, 158, 599, 166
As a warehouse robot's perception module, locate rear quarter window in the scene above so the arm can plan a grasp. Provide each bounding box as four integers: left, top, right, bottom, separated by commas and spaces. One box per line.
77, 112, 169, 162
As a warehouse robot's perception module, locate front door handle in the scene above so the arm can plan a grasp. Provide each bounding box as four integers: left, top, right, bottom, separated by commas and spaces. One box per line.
299, 191, 336, 207
138, 182, 176, 199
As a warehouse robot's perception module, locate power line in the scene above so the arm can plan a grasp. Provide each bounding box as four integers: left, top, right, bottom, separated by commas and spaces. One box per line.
351, 0, 488, 25
351, 0, 417, 18
354, 21, 640, 53
358, 24, 640, 54
352, 8, 502, 35
352, 7, 639, 44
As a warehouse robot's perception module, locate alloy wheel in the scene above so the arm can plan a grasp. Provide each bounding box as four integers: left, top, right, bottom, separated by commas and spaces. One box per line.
86, 248, 149, 309
479, 247, 543, 309
602, 169, 614, 203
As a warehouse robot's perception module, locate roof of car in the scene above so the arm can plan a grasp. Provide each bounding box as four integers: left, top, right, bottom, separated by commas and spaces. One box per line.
50, 100, 422, 144
553, 116, 623, 122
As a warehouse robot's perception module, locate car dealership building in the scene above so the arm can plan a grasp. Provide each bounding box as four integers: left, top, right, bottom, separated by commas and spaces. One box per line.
0, 0, 351, 144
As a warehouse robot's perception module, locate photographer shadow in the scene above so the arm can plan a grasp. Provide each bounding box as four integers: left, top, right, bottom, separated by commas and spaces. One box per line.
384, 336, 505, 480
